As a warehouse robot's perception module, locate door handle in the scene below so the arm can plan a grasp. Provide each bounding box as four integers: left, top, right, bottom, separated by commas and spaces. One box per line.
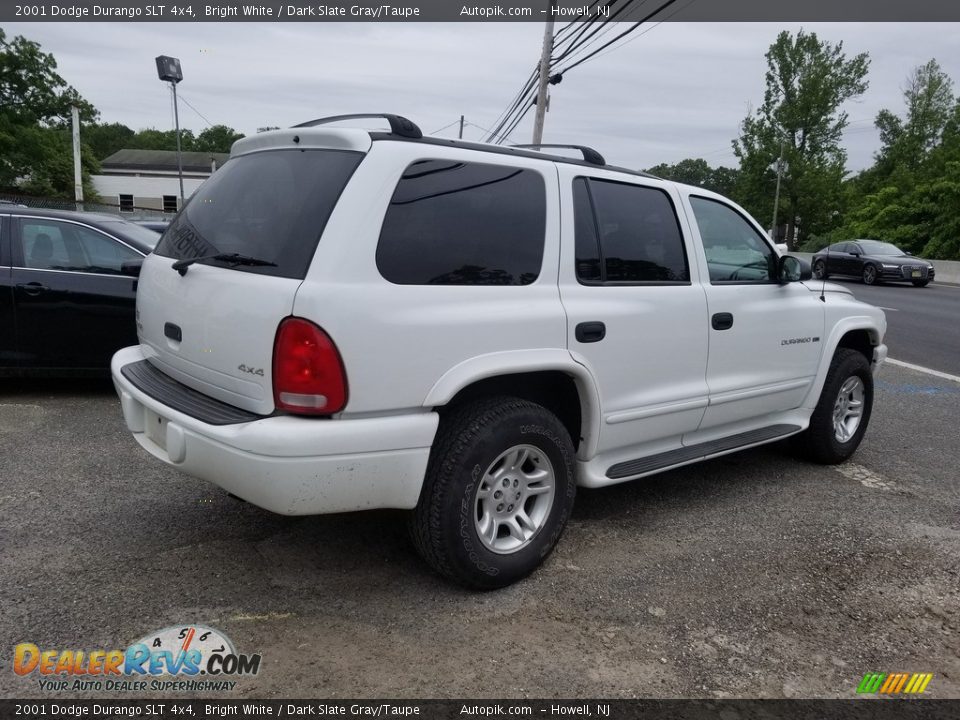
575, 321, 606, 343
711, 312, 734, 331
16, 282, 49, 296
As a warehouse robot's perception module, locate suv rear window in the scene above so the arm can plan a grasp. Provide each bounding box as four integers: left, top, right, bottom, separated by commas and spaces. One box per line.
154, 149, 362, 279
376, 160, 546, 285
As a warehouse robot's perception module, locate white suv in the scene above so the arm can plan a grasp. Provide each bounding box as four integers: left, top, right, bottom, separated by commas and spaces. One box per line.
112, 114, 887, 589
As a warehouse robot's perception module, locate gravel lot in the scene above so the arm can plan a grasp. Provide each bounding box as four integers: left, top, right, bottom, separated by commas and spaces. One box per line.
1, 362, 958, 700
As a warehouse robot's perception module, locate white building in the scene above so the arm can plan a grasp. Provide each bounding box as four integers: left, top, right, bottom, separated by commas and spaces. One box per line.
91, 149, 229, 215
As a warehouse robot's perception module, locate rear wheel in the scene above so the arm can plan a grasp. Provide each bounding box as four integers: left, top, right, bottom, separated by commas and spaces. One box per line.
410, 396, 576, 589
793, 349, 873, 464
862, 264, 878, 285
912, 280, 930, 287
813, 259, 828, 280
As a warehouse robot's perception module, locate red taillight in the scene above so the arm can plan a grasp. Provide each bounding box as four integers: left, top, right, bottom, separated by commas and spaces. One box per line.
272, 317, 347, 415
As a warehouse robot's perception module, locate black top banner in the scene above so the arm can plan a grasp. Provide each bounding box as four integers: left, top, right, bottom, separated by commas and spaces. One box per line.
4, 0, 960, 22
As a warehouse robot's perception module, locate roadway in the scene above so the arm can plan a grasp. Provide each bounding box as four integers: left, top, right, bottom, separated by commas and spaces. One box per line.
829, 278, 960, 376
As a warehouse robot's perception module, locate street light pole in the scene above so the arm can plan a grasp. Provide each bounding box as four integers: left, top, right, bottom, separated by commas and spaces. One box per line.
171, 82, 185, 203
771, 138, 785, 244
155, 55, 185, 207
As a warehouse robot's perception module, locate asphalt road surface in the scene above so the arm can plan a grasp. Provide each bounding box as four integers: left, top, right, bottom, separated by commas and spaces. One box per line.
836, 278, 960, 377
1, 364, 958, 700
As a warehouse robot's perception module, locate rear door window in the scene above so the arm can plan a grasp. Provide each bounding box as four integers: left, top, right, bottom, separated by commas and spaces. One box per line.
376, 160, 546, 285
154, 149, 363, 279
573, 177, 689, 284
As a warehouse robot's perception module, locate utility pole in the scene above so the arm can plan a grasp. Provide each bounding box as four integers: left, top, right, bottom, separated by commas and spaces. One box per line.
71, 106, 84, 211
458, 114, 464, 139
532, 1, 556, 145
771, 138, 785, 244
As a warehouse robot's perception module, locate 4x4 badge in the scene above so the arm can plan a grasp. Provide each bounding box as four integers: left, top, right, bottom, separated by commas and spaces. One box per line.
238, 364, 264, 377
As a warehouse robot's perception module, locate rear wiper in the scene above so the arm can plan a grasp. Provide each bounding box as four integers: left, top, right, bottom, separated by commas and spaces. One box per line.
172, 253, 277, 276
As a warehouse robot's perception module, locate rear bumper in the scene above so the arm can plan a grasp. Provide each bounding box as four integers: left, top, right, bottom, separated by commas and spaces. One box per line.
111, 346, 438, 515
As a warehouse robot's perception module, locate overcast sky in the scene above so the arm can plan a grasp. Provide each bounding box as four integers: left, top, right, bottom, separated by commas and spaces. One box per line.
7, 21, 959, 172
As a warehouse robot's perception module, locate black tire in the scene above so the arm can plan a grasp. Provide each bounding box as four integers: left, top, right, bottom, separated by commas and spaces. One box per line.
912, 280, 930, 287
862, 264, 878, 285
813, 259, 828, 280
793, 349, 873, 464
410, 396, 576, 590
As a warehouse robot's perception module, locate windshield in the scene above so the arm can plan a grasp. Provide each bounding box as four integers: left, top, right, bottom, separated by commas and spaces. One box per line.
858, 240, 904, 256
100, 220, 163, 249
154, 149, 363, 279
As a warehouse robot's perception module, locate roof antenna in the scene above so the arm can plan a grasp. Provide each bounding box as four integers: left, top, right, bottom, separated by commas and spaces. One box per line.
820, 243, 829, 303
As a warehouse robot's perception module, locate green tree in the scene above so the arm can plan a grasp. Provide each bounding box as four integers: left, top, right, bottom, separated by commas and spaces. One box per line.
0, 28, 99, 195
194, 124, 244, 153
127, 127, 197, 152
870, 59, 954, 185
84, 121, 135, 160
828, 99, 960, 259
733, 30, 869, 250
646, 158, 739, 197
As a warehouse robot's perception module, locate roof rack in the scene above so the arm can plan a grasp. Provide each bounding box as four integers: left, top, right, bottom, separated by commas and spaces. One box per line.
511, 144, 605, 166
291, 113, 422, 139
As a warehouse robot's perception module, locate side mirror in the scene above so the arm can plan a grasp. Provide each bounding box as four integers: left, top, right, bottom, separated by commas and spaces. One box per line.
120, 259, 143, 277
779, 255, 812, 283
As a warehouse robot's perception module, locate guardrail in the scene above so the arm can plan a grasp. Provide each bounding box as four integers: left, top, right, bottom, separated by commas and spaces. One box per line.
792, 252, 960, 286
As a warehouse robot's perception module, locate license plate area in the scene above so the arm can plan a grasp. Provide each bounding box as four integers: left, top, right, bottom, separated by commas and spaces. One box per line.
145, 409, 168, 450
911, 269, 921, 278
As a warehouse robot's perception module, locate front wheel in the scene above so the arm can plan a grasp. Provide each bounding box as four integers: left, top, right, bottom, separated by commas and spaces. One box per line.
793, 349, 873, 464
862, 265, 878, 285
410, 396, 576, 589
813, 259, 828, 280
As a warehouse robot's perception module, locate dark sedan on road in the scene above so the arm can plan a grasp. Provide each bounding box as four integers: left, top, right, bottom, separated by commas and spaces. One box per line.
1, 207, 159, 374
812, 239, 935, 287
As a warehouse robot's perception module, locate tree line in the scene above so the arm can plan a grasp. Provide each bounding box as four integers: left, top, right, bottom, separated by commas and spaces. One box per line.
0, 28, 243, 200
648, 30, 959, 260
2, 27, 957, 259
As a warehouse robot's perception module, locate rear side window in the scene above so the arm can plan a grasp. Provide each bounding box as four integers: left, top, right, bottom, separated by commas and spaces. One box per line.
574, 178, 689, 284
154, 149, 363, 279
377, 160, 546, 285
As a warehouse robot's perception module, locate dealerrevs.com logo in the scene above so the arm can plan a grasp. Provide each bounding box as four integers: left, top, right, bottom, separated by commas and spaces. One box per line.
14, 625, 261, 692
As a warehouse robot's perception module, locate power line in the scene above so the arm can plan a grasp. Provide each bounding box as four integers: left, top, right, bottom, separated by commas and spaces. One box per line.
553, 0, 683, 76
484, 69, 539, 142
176, 93, 216, 128
428, 119, 463, 135
552, 0, 644, 65
583, 0, 697, 66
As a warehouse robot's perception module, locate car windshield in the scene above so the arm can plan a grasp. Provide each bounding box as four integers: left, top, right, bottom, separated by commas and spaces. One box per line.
100, 220, 163, 249
858, 240, 904, 256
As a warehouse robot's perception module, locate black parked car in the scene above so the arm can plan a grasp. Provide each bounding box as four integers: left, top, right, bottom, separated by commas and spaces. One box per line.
812, 239, 935, 287
0, 207, 159, 374
134, 220, 171, 233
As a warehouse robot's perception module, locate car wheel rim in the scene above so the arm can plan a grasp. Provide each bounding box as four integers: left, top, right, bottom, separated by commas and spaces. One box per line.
864, 267, 876, 283
814, 262, 825, 278
474, 444, 556, 555
832, 376, 865, 443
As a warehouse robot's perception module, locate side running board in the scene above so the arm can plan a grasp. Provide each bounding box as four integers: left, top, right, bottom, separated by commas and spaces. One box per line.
606, 424, 801, 480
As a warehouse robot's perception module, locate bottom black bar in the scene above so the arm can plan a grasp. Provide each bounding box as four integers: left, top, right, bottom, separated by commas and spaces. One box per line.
1, 699, 957, 720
